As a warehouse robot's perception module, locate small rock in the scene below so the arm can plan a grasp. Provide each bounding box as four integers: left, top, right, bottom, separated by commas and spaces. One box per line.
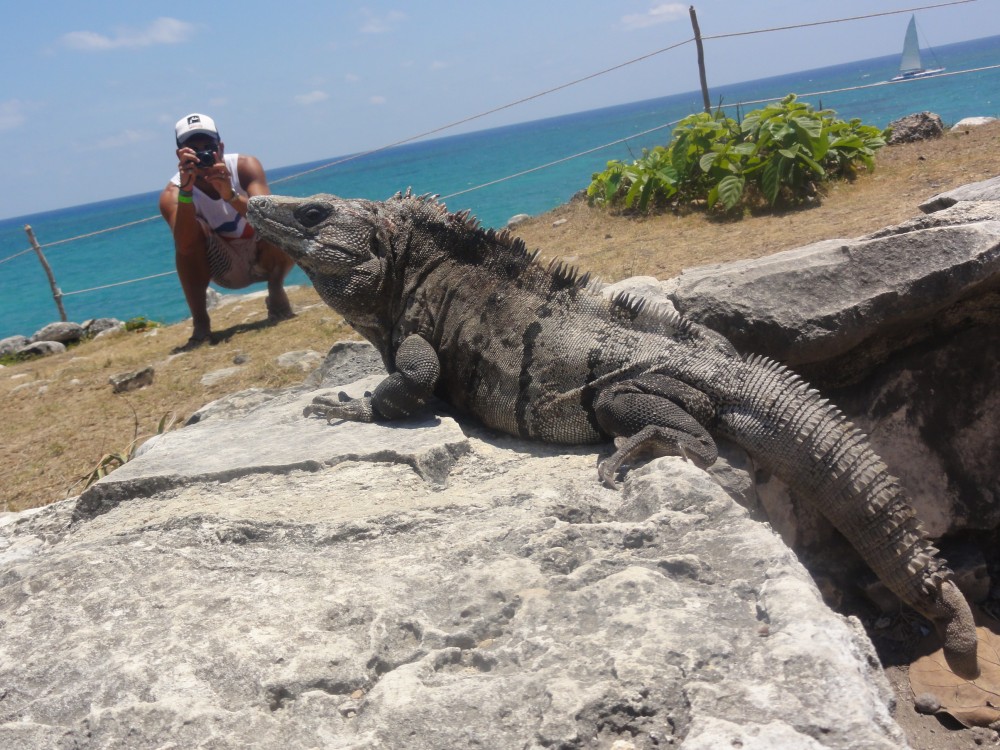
0, 335, 29, 356
31, 321, 85, 344
913, 692, 941, 714
276, 350, 324, 372
201, 366, 246, 387
506, 213, 531, 228
951, 116, 997, 131
338, 701, 359, 718
16, 341, 67, 358
84, 318, 124, 337
110, 366, 154, 394
887, 111, 944, 144
10, 380, 50, 395
551, 218, 568, 228
233, 353, 250, 365
206, 287, 222, 310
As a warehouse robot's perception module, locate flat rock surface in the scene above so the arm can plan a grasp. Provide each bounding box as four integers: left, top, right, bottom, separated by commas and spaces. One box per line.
0, 373, 906, 749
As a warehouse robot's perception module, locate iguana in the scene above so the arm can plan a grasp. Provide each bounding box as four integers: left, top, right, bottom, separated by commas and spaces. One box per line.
246, 191, 978, 674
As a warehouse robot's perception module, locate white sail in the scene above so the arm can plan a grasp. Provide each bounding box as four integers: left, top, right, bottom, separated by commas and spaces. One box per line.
899, 15, 923, 73
890, 14, 944, 81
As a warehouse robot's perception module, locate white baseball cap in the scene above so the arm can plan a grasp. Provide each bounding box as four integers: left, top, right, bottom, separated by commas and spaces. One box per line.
175, 113, 220, 145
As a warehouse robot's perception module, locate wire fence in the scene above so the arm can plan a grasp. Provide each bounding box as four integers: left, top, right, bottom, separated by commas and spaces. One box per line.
2, 0, 991, 325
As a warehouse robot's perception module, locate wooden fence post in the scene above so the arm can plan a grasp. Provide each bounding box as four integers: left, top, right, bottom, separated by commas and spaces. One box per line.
689, 5, 711, 113
23, 224, 68, 323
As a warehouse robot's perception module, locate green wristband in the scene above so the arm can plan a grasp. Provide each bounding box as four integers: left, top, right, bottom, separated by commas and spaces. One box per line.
177, 191, 193, 204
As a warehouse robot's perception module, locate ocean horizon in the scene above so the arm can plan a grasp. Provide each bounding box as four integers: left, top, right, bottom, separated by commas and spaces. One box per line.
2, 33, 998, 341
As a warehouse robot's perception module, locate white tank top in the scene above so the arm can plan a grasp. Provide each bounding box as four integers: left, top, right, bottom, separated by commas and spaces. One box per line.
171, 153, 252, 240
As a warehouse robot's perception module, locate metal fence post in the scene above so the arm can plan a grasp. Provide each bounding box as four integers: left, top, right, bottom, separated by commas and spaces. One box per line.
23, 224, 68, 323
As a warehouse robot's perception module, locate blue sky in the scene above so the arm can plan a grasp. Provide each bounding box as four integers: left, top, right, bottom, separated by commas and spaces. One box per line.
1, 0, 995, 220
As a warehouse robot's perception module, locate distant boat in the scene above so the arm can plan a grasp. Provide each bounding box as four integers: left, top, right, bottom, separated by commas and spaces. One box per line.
891, 14, 945, 81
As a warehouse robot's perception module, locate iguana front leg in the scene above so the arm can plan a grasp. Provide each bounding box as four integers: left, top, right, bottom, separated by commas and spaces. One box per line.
306, 334, 441, 422
593, 374, 719, 488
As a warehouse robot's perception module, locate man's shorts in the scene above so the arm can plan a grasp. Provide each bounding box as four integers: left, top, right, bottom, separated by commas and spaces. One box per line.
199, 220, 269, 289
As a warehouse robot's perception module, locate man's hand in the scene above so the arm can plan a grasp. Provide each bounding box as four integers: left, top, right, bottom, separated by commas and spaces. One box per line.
202, 159, 236, 200
176, 146, 200, 191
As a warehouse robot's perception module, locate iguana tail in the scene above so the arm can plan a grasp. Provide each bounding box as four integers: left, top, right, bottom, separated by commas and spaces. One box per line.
718, 354, 978, 675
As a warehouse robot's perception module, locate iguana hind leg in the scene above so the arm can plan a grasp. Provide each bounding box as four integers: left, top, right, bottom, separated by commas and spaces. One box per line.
594, 375, 718, 488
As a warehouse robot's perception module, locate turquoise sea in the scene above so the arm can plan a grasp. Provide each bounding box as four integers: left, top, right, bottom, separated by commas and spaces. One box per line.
1, 34, 997, 341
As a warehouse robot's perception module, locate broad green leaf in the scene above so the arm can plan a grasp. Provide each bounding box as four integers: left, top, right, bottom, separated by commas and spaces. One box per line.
762, 159, 781, 205
792, 116, 823, 139
707, 184, 719, 209
717, 174, 745, 210
637, 179, 655, 212
798, 151, 826, 177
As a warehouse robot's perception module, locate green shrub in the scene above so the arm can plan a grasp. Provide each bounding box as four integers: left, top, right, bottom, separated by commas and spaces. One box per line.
588, 95, 888, 214
124, 316, 161, 332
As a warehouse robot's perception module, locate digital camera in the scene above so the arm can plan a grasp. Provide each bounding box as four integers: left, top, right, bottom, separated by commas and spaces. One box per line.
195, 148, 216, 168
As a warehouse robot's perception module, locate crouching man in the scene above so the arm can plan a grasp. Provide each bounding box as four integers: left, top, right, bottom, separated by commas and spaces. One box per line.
159, 112, 295, 351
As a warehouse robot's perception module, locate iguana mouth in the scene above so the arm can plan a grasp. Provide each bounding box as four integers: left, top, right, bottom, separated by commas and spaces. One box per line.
247, 196, 292, 241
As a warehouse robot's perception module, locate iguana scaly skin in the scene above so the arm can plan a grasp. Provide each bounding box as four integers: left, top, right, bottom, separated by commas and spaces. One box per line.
246, 191, 978, 672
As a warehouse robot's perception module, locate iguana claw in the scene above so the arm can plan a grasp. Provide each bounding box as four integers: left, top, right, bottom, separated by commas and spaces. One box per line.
304, 392, 376, 422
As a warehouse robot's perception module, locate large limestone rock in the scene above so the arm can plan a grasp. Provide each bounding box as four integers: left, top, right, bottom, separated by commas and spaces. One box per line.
664, 199, 1000, 539
0, 367, 906, 749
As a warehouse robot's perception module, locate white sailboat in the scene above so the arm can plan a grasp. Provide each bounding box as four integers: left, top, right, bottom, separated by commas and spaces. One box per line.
891, 14, 945, 81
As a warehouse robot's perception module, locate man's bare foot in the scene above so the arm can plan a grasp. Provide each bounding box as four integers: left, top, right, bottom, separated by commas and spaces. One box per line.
266, 296, 295, 324
171, 332, 213, 354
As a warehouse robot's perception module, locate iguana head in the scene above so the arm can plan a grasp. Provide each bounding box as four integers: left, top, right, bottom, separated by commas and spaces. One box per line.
247, 194, 392, 276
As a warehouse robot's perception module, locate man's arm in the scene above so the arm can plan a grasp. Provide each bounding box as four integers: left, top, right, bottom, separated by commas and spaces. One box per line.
159, 147, 203, 253
217, 155, 270, 216
237, 155, 270, 197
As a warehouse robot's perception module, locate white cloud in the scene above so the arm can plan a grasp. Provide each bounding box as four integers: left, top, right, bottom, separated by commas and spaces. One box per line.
344, 73, 361, 83
369, 95, 387, 106
0, 100, 27, 132
93, 129, 155, 150
295, 91, 330, 105
60, 17, 196, 51
621, 4, 687, 31
360, 10, 406, 34
429, 60, 448, 71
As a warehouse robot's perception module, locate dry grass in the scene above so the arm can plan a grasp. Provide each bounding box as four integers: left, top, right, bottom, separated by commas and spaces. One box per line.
3, 121, 999, 512
1, 288, 356, 511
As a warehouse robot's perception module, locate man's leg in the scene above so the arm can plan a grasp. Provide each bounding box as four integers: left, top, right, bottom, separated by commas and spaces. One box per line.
257, 240, 296, 321
175, 234, 214, 342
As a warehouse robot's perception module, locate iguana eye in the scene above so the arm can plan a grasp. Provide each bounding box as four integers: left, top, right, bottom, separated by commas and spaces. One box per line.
294, 202, 332, 228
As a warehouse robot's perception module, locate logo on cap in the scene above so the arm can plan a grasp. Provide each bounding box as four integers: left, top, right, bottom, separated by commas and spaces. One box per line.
187, 115, 201, 125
